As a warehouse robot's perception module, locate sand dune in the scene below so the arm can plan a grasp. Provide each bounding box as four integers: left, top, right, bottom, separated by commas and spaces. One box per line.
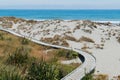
0, 17, 120, 79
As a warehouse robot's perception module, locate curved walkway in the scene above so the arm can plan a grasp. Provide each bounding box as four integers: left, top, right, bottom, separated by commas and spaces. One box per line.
0, 27, 96, 80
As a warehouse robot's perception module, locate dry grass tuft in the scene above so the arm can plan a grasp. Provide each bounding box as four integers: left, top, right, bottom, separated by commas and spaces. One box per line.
79, 36, 95, 43
41, 35, 69, 47
93, 74, 108, 80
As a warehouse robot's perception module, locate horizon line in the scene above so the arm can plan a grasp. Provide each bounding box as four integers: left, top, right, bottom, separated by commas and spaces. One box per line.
0, 8, 120, 10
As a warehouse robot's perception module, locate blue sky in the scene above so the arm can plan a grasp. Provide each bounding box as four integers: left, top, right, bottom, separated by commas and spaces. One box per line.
0, 0, 120, 9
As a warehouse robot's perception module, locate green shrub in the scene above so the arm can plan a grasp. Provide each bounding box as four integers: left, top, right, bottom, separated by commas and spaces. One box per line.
57, 49, 66, 57
82, 73, 93, 80
0, 33, 4, 40
26, 60, 61, 80
58, 64, 76, 78
57, 49, 78, 59
49, 56, 58, 63
6, 46, 30, 66
21, 37, 29, 45
6, 37, 12, 41
66, 50, 78, 59
0, 65, 25, 80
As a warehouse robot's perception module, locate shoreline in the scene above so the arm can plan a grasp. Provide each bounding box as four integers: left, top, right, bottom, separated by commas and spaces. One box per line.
22, 18, 120, 23
1, 16, 120, 23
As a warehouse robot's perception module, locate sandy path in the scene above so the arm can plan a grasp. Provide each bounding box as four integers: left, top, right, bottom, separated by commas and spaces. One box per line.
93, 37, 120, 79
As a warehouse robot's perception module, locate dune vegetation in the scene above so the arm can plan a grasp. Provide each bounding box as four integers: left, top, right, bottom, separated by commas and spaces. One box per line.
0, 30, 80, 80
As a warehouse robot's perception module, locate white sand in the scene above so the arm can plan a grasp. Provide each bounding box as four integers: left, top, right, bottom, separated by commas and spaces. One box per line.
92, 37, 120, 79
61, 58, 81, 64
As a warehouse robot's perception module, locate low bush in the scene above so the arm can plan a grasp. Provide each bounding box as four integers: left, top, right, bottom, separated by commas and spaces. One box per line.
58, 64, 78, 78
6, 46, 31, 66
0, 65, 25, 80
57, 49, 78, 59
82, 73, 93, 80
26, 59, 61, 80
21, 37, 29, 45
0, 33, 4, 40
79, 36, 95, 43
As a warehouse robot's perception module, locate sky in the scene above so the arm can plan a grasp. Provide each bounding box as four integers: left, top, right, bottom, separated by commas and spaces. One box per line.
0, 0, 120, 9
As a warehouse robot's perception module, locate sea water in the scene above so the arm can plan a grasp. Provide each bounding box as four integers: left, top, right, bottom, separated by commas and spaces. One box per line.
0, 9, 120, 21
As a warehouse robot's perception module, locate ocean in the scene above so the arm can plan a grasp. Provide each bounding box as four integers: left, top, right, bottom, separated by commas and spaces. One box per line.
0, 9, 120, 21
